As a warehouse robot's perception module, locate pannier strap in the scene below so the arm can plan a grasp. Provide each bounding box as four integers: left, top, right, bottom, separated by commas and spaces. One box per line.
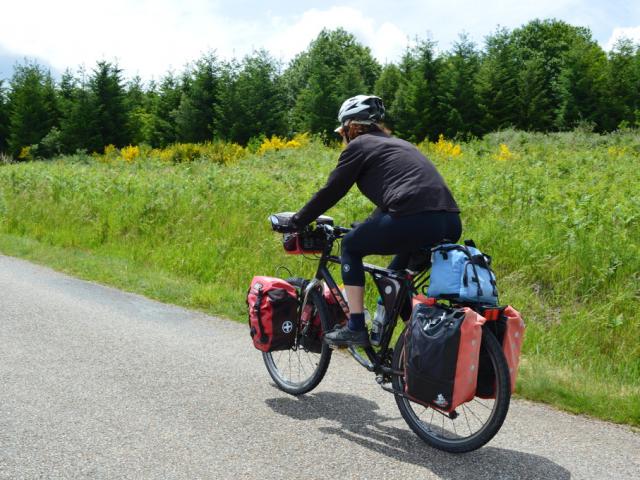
254, 287, 268, 343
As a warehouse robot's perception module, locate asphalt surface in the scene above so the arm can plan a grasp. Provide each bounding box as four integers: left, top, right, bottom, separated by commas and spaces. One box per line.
1, 254, 638, 480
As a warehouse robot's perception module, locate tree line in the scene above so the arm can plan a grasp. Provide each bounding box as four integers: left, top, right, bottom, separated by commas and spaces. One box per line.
0, 18, 639, 158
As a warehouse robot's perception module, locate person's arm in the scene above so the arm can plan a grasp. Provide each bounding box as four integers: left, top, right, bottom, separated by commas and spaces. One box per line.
292, 142, 364, 228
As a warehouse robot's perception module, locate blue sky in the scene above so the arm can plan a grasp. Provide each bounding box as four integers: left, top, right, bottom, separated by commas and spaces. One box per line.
0, 0, 638, 80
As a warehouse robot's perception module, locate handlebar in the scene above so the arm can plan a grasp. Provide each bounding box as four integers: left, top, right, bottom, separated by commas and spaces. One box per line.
269, 212, 351, 237
315, 223, 351, 238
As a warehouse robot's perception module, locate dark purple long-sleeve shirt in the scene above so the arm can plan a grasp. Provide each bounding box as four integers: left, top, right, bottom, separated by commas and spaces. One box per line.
294, 131, 459, 226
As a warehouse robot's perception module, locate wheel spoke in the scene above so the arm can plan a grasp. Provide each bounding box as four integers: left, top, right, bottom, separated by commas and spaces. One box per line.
472, 398, 493, 411
462, 405, 472, 435
466, 400, 486, 426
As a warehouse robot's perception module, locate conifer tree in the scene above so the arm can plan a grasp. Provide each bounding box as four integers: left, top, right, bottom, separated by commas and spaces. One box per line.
59, 68, 97, 153
218, 51, 287, 144
374, 64, 402, 130
391, 40, 442, 142
7, 62, 60, 158
126, 75, 153, 144
151, 72, 182, 147
175, 53, 221, 143
437, 35, 483, 138
0, 80, 8, 153
476, 28, 520, 132
87, 61, 131, 150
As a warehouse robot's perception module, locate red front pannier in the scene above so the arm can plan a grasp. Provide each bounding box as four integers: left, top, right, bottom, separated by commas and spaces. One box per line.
476, 305, 525, 397
299, 284, 348, 353
404, 303, 486, 412
247, 276, 298, 352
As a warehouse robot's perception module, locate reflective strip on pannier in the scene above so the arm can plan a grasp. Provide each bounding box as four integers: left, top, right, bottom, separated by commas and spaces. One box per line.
476, 305, 525, 398
503, 306, 525, 392
247, 276, 298, 352
404, 303, 486, 412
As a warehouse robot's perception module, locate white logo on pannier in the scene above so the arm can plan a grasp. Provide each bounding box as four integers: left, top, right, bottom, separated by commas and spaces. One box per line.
434, 393, 449, 408
282, 321, 294, 334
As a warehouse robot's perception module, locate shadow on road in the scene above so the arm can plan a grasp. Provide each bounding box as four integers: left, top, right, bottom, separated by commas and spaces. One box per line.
265, 391, 570, 480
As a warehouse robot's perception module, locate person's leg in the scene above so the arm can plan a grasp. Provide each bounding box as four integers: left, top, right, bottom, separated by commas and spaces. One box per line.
324, 213, 389, 345
325, 211, 462, 346
338, 225, 372, 333
344, 286, 364, 313
339, 211, 441, 316
388, 253, 411, 271
339, 232, 367, 316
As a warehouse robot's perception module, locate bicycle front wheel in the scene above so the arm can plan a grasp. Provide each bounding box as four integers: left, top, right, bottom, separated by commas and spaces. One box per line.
391, 327, 511, 453
262, 278, 332, 395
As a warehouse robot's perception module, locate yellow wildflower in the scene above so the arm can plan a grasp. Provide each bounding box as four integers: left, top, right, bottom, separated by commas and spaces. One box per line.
120, 145, 140, 163
495, 143, 514, 161
424, 134, 462, 158
258, 133, 310, 155
18, 146, 31, 160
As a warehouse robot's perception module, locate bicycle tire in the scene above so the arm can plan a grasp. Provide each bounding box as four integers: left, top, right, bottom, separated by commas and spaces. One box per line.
262, 277, 332, 395
391, 327, 511, 453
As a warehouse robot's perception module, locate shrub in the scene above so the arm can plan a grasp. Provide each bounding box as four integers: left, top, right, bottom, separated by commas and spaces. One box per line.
257, 133, 310, 155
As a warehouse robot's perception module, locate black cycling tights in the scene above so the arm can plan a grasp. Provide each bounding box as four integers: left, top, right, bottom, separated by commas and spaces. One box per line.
340, 210, 462, 286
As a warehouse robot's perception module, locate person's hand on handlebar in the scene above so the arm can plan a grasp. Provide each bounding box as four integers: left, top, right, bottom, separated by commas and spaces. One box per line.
289, 213, 304, 232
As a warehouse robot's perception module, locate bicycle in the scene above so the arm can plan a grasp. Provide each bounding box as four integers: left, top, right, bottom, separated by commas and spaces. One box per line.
262, 212, 511, 453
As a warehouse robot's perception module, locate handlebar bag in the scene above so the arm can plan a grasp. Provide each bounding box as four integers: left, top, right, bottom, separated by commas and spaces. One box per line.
427, 242, 499, 305
247, 276, 298, 352
475, 306, 525, 397
404, 303, 486, 412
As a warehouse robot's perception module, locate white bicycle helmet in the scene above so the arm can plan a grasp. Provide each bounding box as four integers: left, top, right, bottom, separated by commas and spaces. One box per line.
337, 95, 385, 128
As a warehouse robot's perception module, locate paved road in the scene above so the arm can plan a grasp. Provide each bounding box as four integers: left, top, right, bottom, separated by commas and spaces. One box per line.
1, 255, 638, 479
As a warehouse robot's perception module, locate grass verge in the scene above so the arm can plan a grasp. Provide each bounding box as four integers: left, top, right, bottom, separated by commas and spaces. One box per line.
0, 130, 638, 426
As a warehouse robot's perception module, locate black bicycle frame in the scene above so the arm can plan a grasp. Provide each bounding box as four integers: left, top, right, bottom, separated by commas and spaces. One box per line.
312, 235, 413, 377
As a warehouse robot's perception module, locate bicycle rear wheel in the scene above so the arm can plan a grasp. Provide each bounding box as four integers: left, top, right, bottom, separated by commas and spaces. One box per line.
391, 327, 511, 453
262, 278, 332, 395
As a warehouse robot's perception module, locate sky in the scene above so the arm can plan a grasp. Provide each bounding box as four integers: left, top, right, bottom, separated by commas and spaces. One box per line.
0, 0, 639, 81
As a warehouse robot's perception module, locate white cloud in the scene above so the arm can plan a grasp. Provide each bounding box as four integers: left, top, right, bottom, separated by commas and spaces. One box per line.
0, 2, 409, 78
0, 0, 257, 79
606, 26, 640, 50
1, 1, 637, 79
265, 7, 408, 63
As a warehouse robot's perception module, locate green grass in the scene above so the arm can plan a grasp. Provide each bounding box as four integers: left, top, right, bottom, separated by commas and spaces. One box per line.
0, 130, 638, 426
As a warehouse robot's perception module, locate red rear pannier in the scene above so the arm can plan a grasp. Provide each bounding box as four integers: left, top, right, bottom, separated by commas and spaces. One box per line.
404, 304, 486, 412
247, 276, 298, 352
476, 305, 525, 397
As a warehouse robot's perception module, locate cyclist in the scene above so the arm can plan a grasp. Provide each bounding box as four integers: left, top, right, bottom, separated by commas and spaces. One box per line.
291, 95, 461, 347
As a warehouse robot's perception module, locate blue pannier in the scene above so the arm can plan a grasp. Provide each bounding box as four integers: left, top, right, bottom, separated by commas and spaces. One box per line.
427, 242, 498, 305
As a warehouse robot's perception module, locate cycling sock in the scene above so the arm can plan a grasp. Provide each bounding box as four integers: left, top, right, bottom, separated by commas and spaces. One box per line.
348, 312, 366, 331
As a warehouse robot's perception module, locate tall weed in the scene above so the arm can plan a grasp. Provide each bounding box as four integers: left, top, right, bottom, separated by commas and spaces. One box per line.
0, 131, 638, 423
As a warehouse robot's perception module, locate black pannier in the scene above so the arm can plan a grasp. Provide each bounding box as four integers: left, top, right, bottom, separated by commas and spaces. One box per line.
404, 303, 485, 412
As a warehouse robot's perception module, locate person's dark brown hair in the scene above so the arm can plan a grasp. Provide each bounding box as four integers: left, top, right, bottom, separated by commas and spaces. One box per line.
345, 122, 391, 141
